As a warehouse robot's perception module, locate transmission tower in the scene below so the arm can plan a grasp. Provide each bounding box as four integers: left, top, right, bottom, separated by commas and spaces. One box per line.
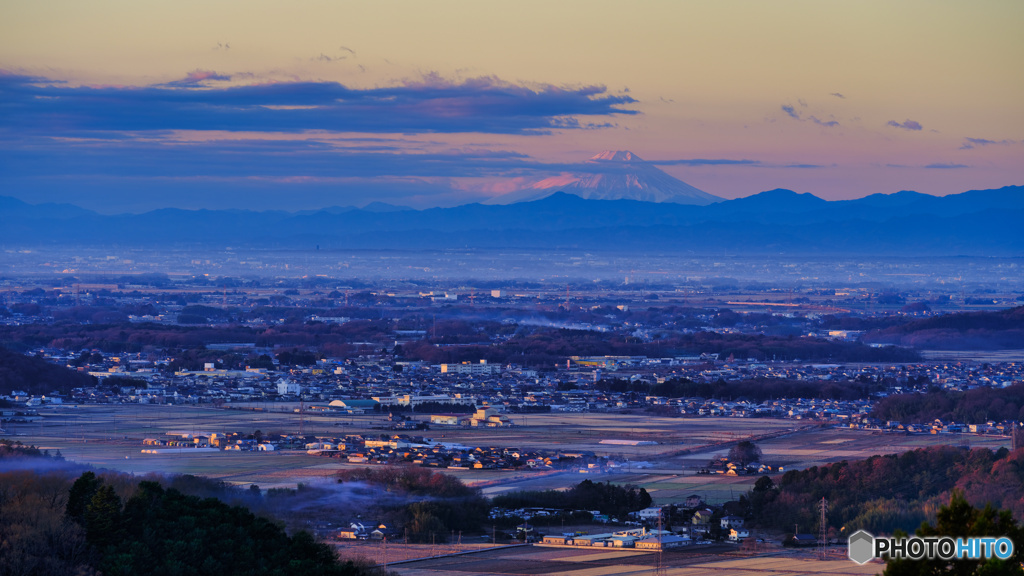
818, 497, 829, 560
655, 509, 666, 576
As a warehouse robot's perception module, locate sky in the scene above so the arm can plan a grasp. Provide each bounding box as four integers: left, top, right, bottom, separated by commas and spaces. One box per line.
1, 0, 1022, 212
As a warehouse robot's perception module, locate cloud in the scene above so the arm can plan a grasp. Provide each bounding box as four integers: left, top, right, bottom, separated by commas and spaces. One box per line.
0, 130, 775, 185
0, 137, 540, 180
830, 92, 845, 99
887, 162, 970, 170
886, 119, 923, 131
959, 136, 1016, 149
160, 69, 232, 87
312, 53, 346, 62
650, 158, 759, 167
809, 116, 839, 127
0, 71, 637, 136
780, 103, 838, 127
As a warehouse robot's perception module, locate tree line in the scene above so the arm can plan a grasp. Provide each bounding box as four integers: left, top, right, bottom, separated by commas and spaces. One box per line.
597, 376, 884, 401
0, 465, 373, 576
0, 346, 96, 396
745, 445, 1024, 537
871, 383, 1024, 424
491, 479, 652, 520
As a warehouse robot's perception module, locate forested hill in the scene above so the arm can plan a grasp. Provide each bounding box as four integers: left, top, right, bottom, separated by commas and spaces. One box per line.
0, 346, 95, 396
0, 450, 371, 576
871, 383, 1024, 424
862, 306, 1024, 349
750, 445, 1024, 536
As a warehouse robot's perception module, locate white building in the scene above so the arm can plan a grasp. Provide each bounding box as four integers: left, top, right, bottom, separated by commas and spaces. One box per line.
729, 528, 750, 542
276, 379, 301, 395
440, 360, 501, 375
372, 394, 456, 407
636, 507, 664, 521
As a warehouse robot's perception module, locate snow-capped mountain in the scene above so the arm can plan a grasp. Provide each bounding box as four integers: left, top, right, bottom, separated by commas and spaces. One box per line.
486, 150, 723, 205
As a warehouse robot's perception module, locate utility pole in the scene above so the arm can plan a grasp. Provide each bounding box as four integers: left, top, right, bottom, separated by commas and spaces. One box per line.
655, 510, 666, 576
818, 497, 829, 560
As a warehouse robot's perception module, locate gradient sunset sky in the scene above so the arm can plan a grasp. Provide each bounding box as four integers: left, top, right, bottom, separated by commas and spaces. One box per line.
2, 0, 1022, 212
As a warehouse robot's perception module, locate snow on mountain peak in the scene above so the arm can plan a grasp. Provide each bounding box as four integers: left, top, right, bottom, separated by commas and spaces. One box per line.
589, 150, 641, 162
485, 150, 724, 205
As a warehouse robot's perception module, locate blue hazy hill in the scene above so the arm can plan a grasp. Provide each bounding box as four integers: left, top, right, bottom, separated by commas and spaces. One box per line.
1, 185, 1021, 256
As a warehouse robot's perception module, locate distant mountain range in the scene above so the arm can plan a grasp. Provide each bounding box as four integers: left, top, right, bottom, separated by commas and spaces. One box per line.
485, 150, 722, 205
1, 185, 1022, 256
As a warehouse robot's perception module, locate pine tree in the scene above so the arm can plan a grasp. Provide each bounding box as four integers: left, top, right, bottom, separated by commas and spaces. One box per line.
66, 471, 101, 522
884, 491, 1024, 576
84, 485, 122, 549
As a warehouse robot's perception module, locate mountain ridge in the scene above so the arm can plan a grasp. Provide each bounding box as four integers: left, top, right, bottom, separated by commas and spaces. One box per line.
1, 185, 1021, 256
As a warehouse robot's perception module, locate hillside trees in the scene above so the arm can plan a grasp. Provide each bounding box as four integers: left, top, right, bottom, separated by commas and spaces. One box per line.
883, 491, 1024, 576
336, 466, 489, 543
66, 476, 365, 575
0, 346, 96, 395
492, 479, 652, 520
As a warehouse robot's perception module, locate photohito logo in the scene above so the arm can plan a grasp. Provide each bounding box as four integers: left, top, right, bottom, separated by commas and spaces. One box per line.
848, 530, 1014, 565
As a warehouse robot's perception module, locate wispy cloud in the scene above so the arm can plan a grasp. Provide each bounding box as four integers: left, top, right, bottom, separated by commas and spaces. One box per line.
0, 131, 781, 183
780, 102, 839, 127
0, 137, 539, 180
312, 53, 347, 62
829, 92, 845, 99
782, 163, 826, 169
160, 69, 232, 88
781, 104, 801, 120
959, 136, 1017, 149
0, 70, 637, 136
648, 158, 759, 167
886, 119, 923, 131
924, 162, 969, 169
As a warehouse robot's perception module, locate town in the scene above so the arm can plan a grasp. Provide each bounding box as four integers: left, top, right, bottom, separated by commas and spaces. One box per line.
2, 269, 1022, 573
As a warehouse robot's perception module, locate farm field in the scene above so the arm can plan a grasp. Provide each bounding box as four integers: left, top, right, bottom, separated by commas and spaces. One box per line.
388, 543, 882, 576
3, 405, 1009, 499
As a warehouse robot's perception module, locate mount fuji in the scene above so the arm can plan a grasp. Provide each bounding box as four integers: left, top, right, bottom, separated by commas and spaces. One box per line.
486, 150, 723, 205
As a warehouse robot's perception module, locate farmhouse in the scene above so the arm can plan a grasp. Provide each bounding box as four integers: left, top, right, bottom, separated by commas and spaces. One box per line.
469, 407, 512, 427
430, 413, 466, 426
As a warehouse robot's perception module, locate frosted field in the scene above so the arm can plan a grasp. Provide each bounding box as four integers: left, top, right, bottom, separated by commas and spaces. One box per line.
5, 405, 1008, 499
389, 544, 883, 576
